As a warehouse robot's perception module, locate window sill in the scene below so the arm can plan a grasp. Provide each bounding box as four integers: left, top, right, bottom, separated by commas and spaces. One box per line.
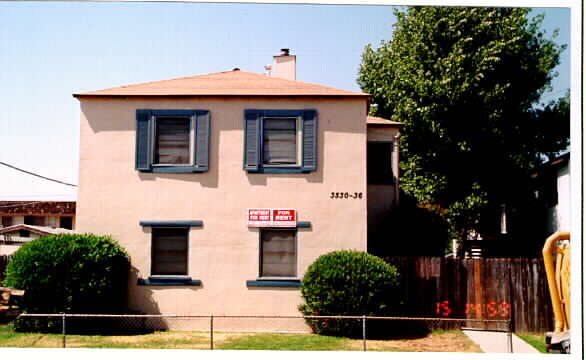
247, 168, 312, 174
297, 221, 311, 229
137, 277, 202, 286
139, 167, 208, 174
139, 220, 203, 228
246, 279, 302, 288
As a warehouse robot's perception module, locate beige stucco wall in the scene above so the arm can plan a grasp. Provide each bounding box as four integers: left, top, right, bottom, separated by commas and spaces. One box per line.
76, 96, 367, 331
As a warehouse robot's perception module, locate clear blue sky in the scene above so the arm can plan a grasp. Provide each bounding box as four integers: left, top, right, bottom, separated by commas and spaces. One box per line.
0, 2, 571, 200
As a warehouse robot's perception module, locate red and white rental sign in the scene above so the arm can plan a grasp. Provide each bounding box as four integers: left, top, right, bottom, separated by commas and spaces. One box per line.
248, 208, 297, 227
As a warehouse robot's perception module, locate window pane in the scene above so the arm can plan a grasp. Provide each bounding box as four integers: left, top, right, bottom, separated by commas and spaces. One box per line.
152, 228, 188, 276
261, 230, 296, 277
24, 216, 45, 226
2, 216, 12, 227
60, 216, 73, 230
263, 118, 297, 165
154, 117, 191, 164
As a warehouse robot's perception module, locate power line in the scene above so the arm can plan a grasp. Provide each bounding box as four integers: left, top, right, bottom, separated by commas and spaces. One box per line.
0, 161, 77, 187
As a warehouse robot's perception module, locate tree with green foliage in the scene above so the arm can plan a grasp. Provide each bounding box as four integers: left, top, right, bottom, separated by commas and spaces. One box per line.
4, 233, 129, 331
358, 7, 569, 246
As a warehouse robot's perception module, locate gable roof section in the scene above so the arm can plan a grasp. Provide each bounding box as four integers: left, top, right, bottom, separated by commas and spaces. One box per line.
366, 116, 402, 126
73, 70, 369, 98
0, 224, 73, 237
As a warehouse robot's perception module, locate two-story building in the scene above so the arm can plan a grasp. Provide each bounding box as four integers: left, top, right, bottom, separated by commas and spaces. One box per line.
74, 49, 400, 331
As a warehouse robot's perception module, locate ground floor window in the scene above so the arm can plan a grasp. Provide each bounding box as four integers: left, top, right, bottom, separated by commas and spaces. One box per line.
151, 227, 189, 276
260, 229, 297, 278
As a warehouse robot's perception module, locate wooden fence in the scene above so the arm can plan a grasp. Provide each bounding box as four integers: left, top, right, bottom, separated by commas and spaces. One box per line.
384, 256, 553, 333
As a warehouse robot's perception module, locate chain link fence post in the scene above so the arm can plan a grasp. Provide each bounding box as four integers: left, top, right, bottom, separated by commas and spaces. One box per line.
362, 315, 367, 351
210, 314, 214, 350
62, 313, 66, 348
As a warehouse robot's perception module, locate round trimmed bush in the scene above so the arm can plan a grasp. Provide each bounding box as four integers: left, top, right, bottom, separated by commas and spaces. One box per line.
299, 250, 400, 337
4, 233, 129, 331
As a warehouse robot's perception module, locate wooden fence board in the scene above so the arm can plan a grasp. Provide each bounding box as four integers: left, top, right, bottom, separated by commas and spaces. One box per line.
384, 256, 553, 333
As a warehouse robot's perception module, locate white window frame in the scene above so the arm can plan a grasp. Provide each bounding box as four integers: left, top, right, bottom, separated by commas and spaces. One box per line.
258, 228, 299, 280
261, 116, 303, 168
151, 115, 196, 167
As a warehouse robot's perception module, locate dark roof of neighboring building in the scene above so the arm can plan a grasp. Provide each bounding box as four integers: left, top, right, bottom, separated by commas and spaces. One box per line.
547, 152, 570, 168
366, 116, 402, 126
0, 224, 73, 236
73, 70, 369, 98
0, 201, 76, 216
531, 152, 570, 178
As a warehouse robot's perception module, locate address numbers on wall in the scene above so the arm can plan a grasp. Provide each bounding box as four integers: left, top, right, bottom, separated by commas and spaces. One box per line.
330, 192, 363, 199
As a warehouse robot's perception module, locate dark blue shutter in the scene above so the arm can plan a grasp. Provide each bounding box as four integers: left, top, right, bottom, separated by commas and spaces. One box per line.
244, 110, 260, 172
195, 111, 210, 171
301, 110, 317, 172
136, 109, 152, 171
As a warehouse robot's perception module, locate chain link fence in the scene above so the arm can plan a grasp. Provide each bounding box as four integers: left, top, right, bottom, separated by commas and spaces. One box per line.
9, 313, 513, 352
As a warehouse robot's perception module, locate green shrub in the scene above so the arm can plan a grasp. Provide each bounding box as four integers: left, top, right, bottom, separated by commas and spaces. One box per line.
299, 250, 400, 337
3, 233, 129, 332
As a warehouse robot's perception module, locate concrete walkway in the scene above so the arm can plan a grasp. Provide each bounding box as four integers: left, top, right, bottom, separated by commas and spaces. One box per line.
463, 330, 539, 353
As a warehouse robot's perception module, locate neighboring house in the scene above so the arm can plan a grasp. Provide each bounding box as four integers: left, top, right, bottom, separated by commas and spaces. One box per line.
534, 152, 571, 235
73, 49, 399, 331
461, 152, 571, 258
0, 224, 73, 255
0, 201, 76, 231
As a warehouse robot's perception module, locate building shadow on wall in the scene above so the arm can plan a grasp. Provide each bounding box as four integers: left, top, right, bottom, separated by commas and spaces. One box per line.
125, 266, 166, 333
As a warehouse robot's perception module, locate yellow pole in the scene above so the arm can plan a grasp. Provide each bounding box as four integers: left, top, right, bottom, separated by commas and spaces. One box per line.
542, 232, 570, 332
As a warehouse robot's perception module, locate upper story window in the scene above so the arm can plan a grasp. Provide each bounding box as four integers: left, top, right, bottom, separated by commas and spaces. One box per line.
244, 109, 317, 173
24, 216, 46, 226
2, 216, 12, 228
263, 117, 302, 166
135, 109, 210, 173
154, 117, 194, 166
60, 216, 73, 230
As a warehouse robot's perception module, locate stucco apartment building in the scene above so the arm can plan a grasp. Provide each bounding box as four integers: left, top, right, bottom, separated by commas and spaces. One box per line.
74, 50, 400, 330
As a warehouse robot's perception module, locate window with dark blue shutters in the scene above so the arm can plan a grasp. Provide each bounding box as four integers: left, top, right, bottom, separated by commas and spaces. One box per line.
135, 109, 210, 173
244, 109, 317, 173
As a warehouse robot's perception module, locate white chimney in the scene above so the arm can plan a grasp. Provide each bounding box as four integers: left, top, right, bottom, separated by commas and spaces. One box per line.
270, 48, 296, 80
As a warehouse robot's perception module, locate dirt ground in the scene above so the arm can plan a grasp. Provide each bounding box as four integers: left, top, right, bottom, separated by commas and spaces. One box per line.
350, 331, 482, 352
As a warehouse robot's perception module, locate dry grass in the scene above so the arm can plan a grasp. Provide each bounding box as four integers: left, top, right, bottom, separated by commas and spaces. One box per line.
0, 324, 481, 352
349, 330, 483, 352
